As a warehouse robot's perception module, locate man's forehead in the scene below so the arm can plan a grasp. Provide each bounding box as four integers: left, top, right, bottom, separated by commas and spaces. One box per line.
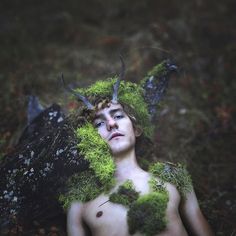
95, 103, 123, 116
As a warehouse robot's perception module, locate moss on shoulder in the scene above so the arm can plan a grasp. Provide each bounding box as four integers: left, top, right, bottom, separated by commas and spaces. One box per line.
127, 191, 168, 236
148, 176, 167, 193
149, 162, 193, 198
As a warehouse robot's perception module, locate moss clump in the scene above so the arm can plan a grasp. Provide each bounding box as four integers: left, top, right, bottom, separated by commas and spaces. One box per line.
77, 123, 115, 187
59, 171, 102, 209
128, 192, 168, 236
149, 162, 193, 198
60, 122, 116, 207
109, 180, 140, 207
148, 177, 167, 193
146, 61, 167, 78
76, 78, 153, 138
140, 61, 168, 87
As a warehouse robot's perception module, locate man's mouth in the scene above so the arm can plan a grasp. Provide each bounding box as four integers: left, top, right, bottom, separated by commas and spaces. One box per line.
108, 132, 124, 141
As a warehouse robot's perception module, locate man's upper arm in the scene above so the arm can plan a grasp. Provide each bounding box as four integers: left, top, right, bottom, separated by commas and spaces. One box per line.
180, 190, 214, 236
67, 202, 86, 236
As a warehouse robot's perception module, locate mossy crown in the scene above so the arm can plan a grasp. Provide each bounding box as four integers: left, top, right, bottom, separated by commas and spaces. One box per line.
76, 78, 154, 138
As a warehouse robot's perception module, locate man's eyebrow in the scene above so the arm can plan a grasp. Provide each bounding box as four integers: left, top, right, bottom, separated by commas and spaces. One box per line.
94, 108, 124, 120
109, 108, 123, 115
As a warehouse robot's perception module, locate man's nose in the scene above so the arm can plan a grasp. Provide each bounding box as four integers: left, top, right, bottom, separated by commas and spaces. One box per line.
106, 117, 118, 131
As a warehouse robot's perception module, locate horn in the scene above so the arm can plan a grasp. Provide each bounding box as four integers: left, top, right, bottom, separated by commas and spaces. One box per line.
61, 74, 94, 110
112, 55, 125, 104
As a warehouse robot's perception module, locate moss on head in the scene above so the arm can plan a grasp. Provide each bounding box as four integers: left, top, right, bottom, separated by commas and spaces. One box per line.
77, 123, 115, 186
127, 192, 168, 236
109, 180, 140, 207
76, 78, 153, 138
149, 162, 193, 198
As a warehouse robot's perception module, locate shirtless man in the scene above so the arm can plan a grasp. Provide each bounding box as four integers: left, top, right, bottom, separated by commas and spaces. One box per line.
67, 102, 214, 236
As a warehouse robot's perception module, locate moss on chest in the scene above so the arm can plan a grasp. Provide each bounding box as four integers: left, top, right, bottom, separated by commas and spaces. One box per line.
59, 161, 193, 235
109, 180, 139, 207
109, 179, 169, 236
128, 191, 168, 236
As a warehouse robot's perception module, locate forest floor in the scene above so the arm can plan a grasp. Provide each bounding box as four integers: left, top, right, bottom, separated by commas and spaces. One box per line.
0, 0, 236, 235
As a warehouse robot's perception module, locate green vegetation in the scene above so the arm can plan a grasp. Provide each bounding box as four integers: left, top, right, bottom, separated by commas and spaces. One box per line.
76, 78, 154, 138
141, 61, 167, 86
76, 123, 115, 186
148, 176, 167, 193
127, 192, 169, 236
109, 180, 140, 207
149, 162, 193, 198
109, 179, 169, 235
59, 122, 117, 209
59, 171, 102, 208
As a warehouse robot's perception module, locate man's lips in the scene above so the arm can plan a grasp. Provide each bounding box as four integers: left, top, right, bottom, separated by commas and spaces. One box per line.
108, 132, 124, 141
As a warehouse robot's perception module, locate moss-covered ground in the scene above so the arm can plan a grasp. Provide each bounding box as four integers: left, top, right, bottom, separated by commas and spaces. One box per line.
0, 0, 235, 235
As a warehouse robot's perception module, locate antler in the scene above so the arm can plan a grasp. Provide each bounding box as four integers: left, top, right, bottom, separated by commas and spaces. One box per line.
112, 55, 125, 104
61, 74, 94, 110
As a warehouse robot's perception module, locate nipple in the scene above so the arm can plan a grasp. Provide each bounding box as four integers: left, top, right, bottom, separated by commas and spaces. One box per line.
96, 211, 103, 218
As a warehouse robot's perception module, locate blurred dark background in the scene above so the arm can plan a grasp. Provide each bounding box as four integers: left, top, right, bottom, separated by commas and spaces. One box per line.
0, 0, 235, 235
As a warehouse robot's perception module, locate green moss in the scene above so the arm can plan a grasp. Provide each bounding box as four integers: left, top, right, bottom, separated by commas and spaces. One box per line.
59, 125, 116, 207
147, 62, 167, 77
148, 177, 167, 193
149, 162, 193, 198
77, 78, 116, 97
73, 60, 172, 139
76, 78, 153, 138
77, 123, 115, 187
109, 180, 140, 207
140, 61, 169, 87
127, 192, 168, 236
59, 171, 102, 208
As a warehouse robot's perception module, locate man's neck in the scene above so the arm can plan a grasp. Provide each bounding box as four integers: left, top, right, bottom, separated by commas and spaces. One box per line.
114, 149, 143, 183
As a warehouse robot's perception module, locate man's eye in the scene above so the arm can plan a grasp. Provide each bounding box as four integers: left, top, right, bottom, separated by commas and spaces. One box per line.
114, 114, 124, 119
94, 121, 104, 128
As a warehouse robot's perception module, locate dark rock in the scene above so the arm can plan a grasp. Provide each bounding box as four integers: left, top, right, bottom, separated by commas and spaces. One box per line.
0, 103, 88, 233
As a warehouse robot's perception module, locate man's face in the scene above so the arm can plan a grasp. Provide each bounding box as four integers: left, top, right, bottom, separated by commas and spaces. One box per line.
93, 103, 136, 156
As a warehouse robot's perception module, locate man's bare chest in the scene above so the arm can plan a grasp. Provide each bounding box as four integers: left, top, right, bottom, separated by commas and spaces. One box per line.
83, 195, 131, 235
81, 178, 184, 236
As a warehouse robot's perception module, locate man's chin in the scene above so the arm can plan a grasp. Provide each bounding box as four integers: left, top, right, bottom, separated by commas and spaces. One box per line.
109, 143, 134, 157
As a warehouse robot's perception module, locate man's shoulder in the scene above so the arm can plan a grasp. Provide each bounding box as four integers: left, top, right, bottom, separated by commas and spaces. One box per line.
149, 161, 193, 198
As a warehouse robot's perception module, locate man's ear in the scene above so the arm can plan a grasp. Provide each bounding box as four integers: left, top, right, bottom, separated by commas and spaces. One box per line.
134, 126, 143, 137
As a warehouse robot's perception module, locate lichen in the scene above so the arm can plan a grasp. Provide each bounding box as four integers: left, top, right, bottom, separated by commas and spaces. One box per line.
127, 192, 169, 236
149, 162, 193, 198
109, 180, 139, 207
